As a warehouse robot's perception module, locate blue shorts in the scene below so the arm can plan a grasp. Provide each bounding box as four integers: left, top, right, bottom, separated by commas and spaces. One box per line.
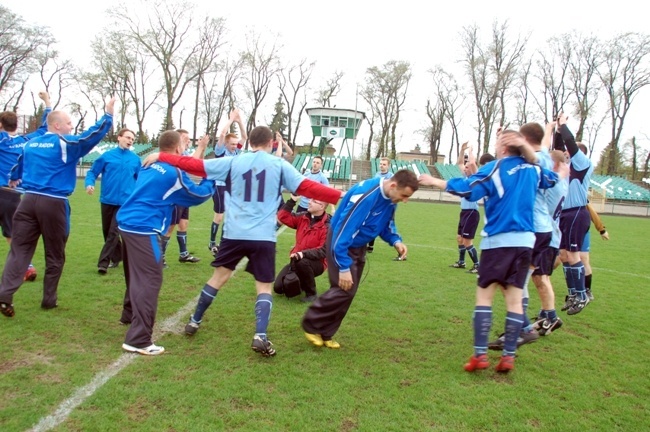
560, 207, 589, 252
477, 247, 532, 289
531, 232, 552, 269
457, 209, 479, 239
212, 238, 276, 283
581, 231, 591, 253
532, 247, 559, 276
171, 205, 189, 225
212, 185, 227, 214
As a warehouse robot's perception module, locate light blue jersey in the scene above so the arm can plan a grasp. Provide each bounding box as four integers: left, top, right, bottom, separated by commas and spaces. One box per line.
446, 156, 558, 250
563, 150, 593, 210
202, 151, 306, 242
533, 148, 553, 233
298, 170, 329, 209
375, 171, 393, 180
547, 177, 569, 248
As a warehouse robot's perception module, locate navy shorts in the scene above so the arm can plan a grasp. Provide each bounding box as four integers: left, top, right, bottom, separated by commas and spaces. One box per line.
212, 185, 227, 214
457, 209, 479, 239
212, 238, 276, 283
171, 205, 189, 225
0, 189, 21, 238
477, 247, 532, 289
531, 232, 552, 269
560, 207, 590, 252
532, 247, 558, 276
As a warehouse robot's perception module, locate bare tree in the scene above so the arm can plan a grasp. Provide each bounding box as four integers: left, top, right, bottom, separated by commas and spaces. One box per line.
530, 37, 572, 123
0, 6, 54, 106
241, 32, 280, 140
190, 17, 226, 142
314, 71, 344, 108
598, 32, 650, 175
278, 58, 315, 148
622, 136, 640, 180
567, 33, 602, 142
582, 111, 608, 158
362, 60, 411, 159
514, 58, 533, 126
112, 0, 209, 130
460, 20, 527, 155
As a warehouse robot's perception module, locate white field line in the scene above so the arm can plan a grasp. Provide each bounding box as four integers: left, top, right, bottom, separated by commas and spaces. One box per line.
30, 226, 287, 431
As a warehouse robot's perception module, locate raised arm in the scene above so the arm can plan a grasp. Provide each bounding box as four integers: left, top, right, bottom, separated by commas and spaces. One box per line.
193, 135, 209, 160
457, 142, 468, 167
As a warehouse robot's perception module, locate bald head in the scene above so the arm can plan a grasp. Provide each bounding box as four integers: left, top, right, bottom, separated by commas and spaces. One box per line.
47, 111, 73, 136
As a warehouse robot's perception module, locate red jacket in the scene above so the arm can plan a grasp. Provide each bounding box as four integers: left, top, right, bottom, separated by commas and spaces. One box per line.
278, 199, 329, 269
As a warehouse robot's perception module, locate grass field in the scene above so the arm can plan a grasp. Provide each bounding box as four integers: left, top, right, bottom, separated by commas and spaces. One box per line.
1, 181, 649, 431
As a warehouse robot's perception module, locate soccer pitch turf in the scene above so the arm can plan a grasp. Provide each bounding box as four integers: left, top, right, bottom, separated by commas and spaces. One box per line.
0, 182, 648, 431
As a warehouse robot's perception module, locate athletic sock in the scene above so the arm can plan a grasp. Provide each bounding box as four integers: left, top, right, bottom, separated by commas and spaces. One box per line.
466, 246, 478, 265
192, 284, 218, 323
210, 222, 219, 243
521, 269, 533, 330
570, 262, 586, 300
177, 231, 188, 256
254, 293, 273, 335
472, 306, 492, 356
563, 263, 575, 296
585, 274, 592, 290
161, 235, 170, 260
458, 245, 466, 263
503, 311, 524, 357
546, 309, 558, 322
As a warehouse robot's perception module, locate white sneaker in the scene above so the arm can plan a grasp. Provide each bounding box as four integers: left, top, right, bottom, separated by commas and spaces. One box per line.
122, 343, 165, 356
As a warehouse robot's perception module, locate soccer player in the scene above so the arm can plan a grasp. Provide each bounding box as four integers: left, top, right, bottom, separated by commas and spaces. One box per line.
419, 130, 559, 373
0, 97, 115, 318
209, 109, 247, 256
295, 156, 329, 213
581, 203, 609, 301
117, 130, 214, 355
0, 91, 51, 282
142, 125, 341, 357
302, 169, 418, 349
275, 195, 329, 302
449, 142, 480, 273
554, 112, 594, 315
85, 128, 141, 274
366, 157, 394, 254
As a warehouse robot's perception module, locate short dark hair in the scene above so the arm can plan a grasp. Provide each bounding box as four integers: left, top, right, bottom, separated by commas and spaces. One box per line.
175, 128, 189, 135
249, 126, 273, 148
519, 122, 544, 145
0, 111, 18, 132
117, 128, 135, 138
313, 155, 323, 163
479, 153, 495, 165
392, 169, 419, 192
159, 130, 180, 151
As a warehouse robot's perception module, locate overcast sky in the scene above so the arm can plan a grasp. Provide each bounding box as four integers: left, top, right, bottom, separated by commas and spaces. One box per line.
8, 0, 650, 162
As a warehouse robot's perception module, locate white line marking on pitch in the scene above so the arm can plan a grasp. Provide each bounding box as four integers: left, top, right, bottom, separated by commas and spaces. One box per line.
30, 226, 286, 431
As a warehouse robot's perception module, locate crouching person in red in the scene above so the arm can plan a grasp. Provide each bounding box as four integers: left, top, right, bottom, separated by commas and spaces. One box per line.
275, 195, 329, 303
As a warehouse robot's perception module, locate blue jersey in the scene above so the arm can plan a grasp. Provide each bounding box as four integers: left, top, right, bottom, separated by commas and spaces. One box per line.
331, 177, 402, 272
202, 151, 307, 242
84, 146, 141, 206
117, 162, 214, 235
546, 177, 569, 248
298, 170, 329, 209
533, 148, 553, 233
11, 114, 113, 198
375, 171, 393, 180
446, 156, 558, 250
563, 150, 593, 210
0, 108, 51, 186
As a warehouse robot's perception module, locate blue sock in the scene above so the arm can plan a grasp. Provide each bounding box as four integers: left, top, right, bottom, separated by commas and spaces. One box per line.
503, 312, 524, 357
254, 293, 273, 337
162, 235, 170, 256
210, 222, 219, 243
563, 263, 575, 296
570, 262, 586, 300
458, 245, 466, 263
466, 246, 478, 265
546, 309, 558, 322
177, 231, 188, 255
192, 285, 218, 323
472, 306, 492, 356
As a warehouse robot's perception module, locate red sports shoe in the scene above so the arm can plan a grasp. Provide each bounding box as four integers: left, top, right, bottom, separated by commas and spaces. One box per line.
464, 354, 489, 372
495, 355, 515, 373
24, 266, 37, 282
